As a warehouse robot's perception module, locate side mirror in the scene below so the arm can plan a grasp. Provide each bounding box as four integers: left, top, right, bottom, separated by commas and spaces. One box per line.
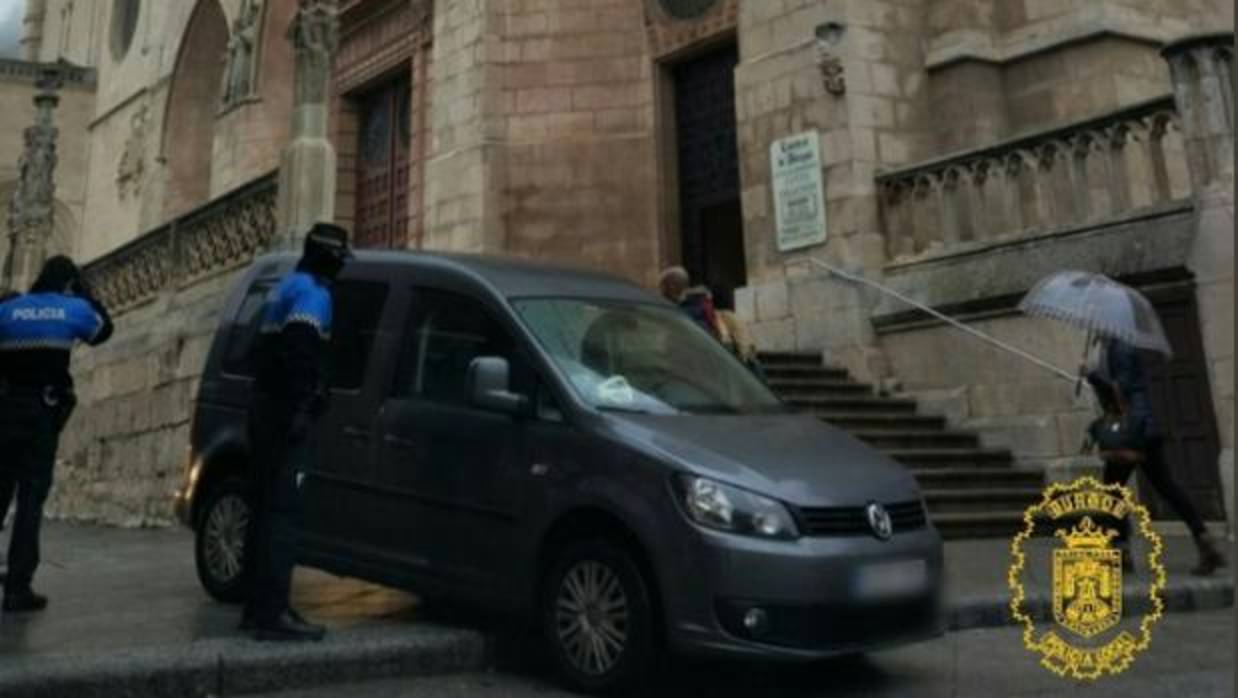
467, 356, 530, 415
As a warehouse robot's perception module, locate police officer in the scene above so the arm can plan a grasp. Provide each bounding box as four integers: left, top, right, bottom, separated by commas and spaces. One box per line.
0, 256, 112, 612
243, 223, 351, 641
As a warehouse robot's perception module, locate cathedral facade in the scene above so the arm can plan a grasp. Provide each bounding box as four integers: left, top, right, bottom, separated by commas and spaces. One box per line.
1, 0, 1231, 531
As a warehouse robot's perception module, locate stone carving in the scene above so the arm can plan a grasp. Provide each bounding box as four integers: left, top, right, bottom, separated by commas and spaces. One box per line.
116, 99, 149, 199
288, 0, 339, 106
220, 0, 263, 109
180, 180, 278, 285
815, 22, 846, 96
4, 67, 62, 292
874, 98, 1186, 260
84, 175, 278, 311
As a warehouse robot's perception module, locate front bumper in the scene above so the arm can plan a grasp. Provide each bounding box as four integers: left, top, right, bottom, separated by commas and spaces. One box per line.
662, 522, 945, 660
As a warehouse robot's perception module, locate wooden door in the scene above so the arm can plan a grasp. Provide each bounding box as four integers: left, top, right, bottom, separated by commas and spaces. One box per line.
1139, 285, 1226, 521
355, 76, 412, 249
673, 43, 746, 296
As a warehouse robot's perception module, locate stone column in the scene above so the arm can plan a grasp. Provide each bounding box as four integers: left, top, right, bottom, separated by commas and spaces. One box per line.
3, 65, 63, 293
1163, 33, 1236, 532
20, 0, 47, 62
273, 0, 339, 250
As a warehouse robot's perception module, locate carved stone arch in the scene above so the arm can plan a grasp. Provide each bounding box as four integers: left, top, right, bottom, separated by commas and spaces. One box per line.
162, 0, 228, 219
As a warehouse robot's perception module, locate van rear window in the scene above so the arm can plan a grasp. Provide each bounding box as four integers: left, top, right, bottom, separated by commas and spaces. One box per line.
220, 281, 274, 377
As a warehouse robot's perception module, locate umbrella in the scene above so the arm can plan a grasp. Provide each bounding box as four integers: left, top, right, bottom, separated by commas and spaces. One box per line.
1018, 271, 1173, 357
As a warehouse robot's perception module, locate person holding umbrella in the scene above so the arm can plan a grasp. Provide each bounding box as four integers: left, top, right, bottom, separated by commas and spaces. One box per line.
1022, 271, 1226, 577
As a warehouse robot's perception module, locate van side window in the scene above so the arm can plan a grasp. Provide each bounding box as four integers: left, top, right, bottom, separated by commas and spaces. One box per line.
221, 280, 274, 377
329, 281, 390, 391
394, 289, 533, 406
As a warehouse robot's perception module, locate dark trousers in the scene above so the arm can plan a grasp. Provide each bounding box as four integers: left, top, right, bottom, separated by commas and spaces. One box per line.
244, 398, 309, 624
0, 397, 61, 594
1102, 437, 1207, 540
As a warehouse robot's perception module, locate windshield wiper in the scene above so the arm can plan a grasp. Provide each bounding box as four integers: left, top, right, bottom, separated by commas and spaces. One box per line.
596, 404, 661, 415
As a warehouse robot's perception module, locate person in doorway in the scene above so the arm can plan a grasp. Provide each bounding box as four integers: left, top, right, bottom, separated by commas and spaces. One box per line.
1084, 337, 1226, 577
242, 223, 352, 641
0, 257, 113, 612
658, 266, 721, 340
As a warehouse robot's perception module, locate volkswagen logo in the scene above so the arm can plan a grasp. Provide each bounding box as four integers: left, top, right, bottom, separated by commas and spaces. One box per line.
866, 502, 893, 541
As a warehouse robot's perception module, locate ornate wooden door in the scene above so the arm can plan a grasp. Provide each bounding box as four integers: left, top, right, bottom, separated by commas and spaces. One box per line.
672, 43, 746, 296
355, 76, 412, 249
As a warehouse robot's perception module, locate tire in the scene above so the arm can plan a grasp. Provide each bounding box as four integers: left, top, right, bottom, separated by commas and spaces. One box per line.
541, 538, 657, 694
194, 477, 252, 604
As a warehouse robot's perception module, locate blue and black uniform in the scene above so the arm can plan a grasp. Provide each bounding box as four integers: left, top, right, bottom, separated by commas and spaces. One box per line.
244, 270, 334, 627
0, 281, 112, 602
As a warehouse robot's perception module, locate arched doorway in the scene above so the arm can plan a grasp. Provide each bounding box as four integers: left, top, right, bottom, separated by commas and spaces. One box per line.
162, 0, 227, 218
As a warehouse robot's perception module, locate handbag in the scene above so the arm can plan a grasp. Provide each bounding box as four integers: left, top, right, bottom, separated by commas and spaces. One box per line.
1089, 412, 1147, 453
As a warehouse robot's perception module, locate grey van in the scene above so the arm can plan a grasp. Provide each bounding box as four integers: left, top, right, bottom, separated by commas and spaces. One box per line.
174, 251, 944, 692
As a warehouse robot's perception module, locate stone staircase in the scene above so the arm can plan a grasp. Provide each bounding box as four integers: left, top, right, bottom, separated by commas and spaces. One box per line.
759, 352, 1044, 539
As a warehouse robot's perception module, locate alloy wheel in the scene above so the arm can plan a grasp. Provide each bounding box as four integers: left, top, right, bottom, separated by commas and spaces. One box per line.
203, 493, 249, 584
555, 560, 631, 676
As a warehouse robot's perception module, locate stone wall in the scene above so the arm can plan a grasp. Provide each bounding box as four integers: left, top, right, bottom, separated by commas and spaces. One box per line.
491, 0, 659, 285
57, 174, 279, 525
52, 271, 238, 525
875, 206, 1198, 480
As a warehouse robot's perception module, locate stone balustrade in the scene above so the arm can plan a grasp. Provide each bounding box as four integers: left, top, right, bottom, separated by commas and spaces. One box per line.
84, 172, 278, 313
0, 57, 95, 85
876, 96, 1192, 261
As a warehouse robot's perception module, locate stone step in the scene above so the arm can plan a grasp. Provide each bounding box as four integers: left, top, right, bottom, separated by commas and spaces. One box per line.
924, 487, 1045, 515
911, 467, 1044, 490
930, 511, 1028, 539
792, 396, 919, 414
857, 429, 980, 450
763, 365, 851, 380
772, 381, 871, 398
883, 448, 1014, 469
817, 412, 946, 431
756, 351, 826, 368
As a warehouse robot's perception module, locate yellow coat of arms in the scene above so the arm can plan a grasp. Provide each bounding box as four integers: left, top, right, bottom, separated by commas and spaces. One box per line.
1052, 517, 1121, 638
1008, 477, 1165, 681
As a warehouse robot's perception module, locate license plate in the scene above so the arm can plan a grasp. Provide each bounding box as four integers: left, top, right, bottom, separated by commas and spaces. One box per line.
854, 559, 928, 599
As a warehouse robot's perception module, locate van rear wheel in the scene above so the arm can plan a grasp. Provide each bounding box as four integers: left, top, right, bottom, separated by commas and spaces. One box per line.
194, 477, 251, 604
541, 539, 656, 694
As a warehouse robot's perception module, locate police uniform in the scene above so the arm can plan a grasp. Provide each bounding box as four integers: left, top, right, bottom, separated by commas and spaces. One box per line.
0, 281, 112, 610
244, 224, 348, 640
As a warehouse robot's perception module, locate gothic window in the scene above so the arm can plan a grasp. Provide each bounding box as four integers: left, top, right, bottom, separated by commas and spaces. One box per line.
354, 76, 413, 250
110, 0, 140, 60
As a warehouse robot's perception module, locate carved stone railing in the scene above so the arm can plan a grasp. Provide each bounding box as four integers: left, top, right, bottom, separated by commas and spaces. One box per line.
876, 96, 1190, 261
84, 172, 278, 313
0, 58, 95, 86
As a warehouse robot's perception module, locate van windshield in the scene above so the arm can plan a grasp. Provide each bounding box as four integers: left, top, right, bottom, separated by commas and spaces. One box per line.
513, 298, 785, 416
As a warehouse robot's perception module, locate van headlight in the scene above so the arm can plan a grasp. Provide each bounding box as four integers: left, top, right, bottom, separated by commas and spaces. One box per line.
675, 475, 799, 540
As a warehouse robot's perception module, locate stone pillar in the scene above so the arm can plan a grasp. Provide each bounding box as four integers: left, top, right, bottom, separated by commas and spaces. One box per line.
3, 65, 63, 294
20, 0, 47, 62
1163, 33, 1236, 532
274, 0, 339, 250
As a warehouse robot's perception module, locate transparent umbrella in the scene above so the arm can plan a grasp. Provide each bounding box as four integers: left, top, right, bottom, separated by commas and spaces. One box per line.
1017, 271, 1173, 357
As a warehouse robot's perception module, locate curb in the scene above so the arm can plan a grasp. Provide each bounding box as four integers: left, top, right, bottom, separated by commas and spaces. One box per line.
0, 578, 1229, 698
0, 624, 489, 698
947, 576, 1234, 631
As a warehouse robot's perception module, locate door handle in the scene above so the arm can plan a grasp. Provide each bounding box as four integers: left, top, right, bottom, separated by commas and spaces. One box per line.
383, 434, 416, 449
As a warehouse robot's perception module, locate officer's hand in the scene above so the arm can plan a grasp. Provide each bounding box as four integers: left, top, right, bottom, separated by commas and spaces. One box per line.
289, 411, 312, 442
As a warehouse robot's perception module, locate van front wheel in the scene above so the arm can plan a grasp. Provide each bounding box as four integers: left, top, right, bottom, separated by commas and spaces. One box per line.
541, 539, 656, 694
194, 477, 251, 604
